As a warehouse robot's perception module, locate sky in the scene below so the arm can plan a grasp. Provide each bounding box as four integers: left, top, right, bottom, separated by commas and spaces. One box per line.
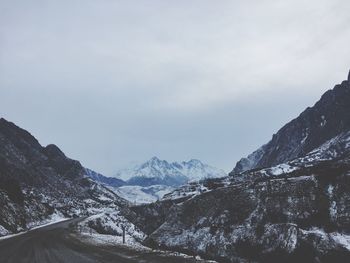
1, 0, 350, 176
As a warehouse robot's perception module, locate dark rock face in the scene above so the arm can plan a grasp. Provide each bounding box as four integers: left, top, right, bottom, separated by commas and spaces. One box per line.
0, 119, 87, 188
0, 118, 128, 235
232, 72, 350, 174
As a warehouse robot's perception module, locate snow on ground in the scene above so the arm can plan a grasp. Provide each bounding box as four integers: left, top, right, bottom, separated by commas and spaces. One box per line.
78, 231, 217, 262
267, 163, 298, 176
77, 209, 217, 261
295, 131, 350, 165
0, 225, 10, 238
331, 233, 350, 251
162, 183, 209, 201
0, 230, 27, 241
79, 231, 146, 250
112, 185, 174, 204
300, 228, 350, 251
300, 227, 329, 239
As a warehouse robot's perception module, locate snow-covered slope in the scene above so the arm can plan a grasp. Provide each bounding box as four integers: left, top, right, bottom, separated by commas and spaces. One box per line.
114, 157, 226, 187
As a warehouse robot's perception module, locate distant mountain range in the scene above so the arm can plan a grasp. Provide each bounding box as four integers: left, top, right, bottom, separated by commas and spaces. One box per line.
114, 156, 227, 187
85, 157, 226, 204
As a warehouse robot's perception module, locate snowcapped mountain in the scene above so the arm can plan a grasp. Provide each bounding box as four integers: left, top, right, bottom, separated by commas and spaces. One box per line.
98, 157, 227, 204
83, 157, 226, 204
114, 157, 227, 187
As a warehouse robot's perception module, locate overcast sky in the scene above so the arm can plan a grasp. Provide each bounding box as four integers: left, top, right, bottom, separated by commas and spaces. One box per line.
1, 0, 350, 175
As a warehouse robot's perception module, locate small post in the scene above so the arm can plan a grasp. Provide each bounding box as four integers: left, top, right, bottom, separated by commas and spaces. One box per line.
122, 225, 126, 244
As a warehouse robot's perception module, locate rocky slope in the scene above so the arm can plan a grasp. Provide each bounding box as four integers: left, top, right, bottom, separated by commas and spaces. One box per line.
142, 141, 350, 262
232, 71, 350, 174
0, 118, 143, 241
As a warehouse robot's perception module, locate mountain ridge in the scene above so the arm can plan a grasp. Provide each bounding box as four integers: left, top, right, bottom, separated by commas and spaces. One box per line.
114, 156, 227, 187
232, 70, 350, 174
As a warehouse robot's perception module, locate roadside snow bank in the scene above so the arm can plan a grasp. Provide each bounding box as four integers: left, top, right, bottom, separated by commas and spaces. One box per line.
78, 209, 146, 247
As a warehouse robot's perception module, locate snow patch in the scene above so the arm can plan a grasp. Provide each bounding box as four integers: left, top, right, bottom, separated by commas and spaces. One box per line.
0, 225, 10, 237
268, 163, 298, 176
331, 233, 350, 251
113, 185, 174, 204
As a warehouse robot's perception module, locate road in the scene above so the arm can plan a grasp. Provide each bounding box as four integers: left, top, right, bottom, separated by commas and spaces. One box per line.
0, 218, 209, 263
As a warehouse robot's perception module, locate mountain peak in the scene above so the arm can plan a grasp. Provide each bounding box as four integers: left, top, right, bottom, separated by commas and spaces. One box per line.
147, 156, 169, 167
0, 117, 41, 150
44, 144, 66, 159
149, 156, 162, 162
0, 117, 12, 127
188, 159, 202, 163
